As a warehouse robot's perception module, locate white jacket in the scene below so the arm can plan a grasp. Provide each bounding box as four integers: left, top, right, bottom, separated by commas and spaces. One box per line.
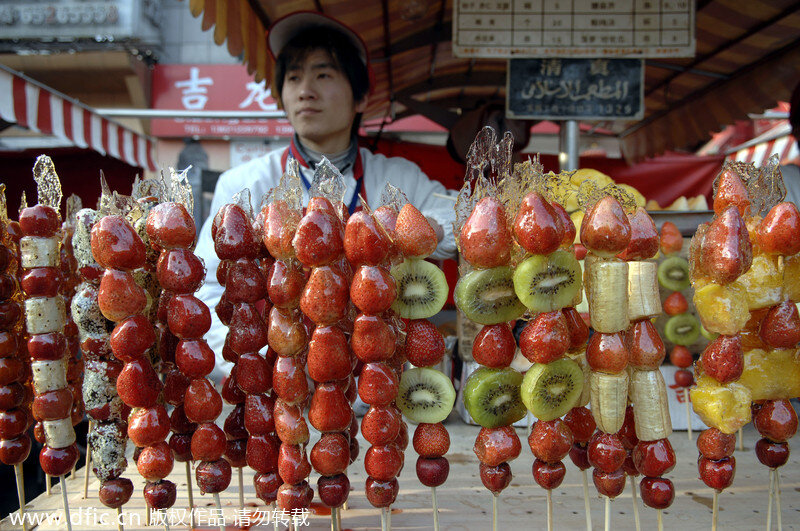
194, 145, 459, 382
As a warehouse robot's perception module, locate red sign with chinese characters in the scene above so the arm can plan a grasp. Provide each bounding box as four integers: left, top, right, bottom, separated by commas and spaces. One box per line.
151, 64, 293, 138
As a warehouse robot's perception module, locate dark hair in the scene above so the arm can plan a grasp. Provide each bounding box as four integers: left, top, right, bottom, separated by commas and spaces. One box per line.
791, 80, 800, 142
274, 26, 370, 136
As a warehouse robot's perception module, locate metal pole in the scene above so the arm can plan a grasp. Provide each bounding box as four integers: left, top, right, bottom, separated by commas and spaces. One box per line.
560, 120, 580, 171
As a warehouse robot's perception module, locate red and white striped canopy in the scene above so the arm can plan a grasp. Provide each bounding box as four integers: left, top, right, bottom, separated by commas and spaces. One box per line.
725, 121, 799, 168
0, 65, 157, 171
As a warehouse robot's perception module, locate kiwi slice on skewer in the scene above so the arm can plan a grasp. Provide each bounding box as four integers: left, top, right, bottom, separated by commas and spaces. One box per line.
657, 256, 690, 291
463, 367, 527, 428
454, 266, 526, 325
391, 258, 448, 319
396, 367, 456, 424
512, 249, 581, 313
664, 313, 701, 345
521, 358, 584, 421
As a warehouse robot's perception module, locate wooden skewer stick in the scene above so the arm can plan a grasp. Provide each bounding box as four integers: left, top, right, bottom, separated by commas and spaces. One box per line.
60, 475, 73, 531
657, 509, 663, 531
776, 469, 782, 531
432, 192, 457, 202
185, 461, 195, 529
432, 486, 440, 531
83, 437, 92, 498
146, 505, 151, 527
684, 388, 693, 440
388, 506, 392, 529
630, 476, 641, 531
70, 462, 77, 478
767, 469, 774, 531
381, 507, 390, 531
581, 469, 592, 531
604, 496, 611, 531
712, 490, 719, 531
546, 489, 553, 531
336, 503, 342, 529
14, 464, 27, 531
238, 467, 244, 510
213, 492, 225, 531
492, 494, 499, 531
331, 506, 340, 531
46, 474, 51, 495
271, 502, 279, 531
738, 428, 744, 451
116, 507, 124, 531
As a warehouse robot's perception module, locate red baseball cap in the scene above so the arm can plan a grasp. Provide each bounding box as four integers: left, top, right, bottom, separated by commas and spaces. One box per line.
267, 11, 368, 67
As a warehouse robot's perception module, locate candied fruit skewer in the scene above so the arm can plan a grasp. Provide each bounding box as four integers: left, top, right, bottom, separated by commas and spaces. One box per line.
211, 200, 271, 509
690, 166, 754, 522
21, 174, 80, 527
0, 188, 33, 524
145, 202, 232, 512
91, 212, 177, 513
73, 208, 134, 509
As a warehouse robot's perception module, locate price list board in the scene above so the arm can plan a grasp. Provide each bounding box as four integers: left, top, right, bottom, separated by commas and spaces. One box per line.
453, 0, 695, 58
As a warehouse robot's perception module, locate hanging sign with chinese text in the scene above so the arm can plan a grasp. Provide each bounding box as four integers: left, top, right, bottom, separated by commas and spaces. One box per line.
454, 0, 695, 58
151, 64, 293, 138
506, 58, 644, 120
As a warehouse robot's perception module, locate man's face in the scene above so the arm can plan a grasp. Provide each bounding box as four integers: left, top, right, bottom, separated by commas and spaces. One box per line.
280, 49, 367, 152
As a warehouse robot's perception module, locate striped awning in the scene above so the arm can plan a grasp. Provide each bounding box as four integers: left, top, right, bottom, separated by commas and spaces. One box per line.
0, 65, 157, 171
725, 121, 799, 167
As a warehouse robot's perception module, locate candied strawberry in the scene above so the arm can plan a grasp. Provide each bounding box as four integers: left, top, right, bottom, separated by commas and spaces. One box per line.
351, 314, 396, 363
659, 221, 683, 255
460, 197, 512, 268
292, 207, 344, 268
520, 311, 570, 364
413, 422, 450, 458
472, 323, 516, 368
713, 168, 750, 217
395, 203, 437, 258
350, 266, 396, 315
405, 319, 445, 367
344, 211, 391, 266
617, 207, 659, 261
474, 426, 521, 467
308, 382, 351, 433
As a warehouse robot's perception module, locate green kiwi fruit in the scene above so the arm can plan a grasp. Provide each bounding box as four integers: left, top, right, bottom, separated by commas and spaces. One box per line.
520, 358, 584, 421
391, 258, 448, 319
512, 250, 581, 313
396, 367, 456, 424
657, 256, 690, 291
463, 367, 527, 428
700, 323, 719, 341
454, 266, 526, 325
664, 313, 700, 345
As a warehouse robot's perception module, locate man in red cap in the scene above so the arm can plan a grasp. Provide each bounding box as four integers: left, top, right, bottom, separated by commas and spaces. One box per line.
195, 12, 458, 380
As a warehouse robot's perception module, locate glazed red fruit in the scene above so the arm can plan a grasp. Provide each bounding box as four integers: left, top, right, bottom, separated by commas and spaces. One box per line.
563, 308, 590, 353
143, 479, 177, 509
513, 192, 564, 255
404, 319, 445, 367
698, 456, 735, 490
169, 434, 193, 462
128, 405, 170, 447
273, 355, 310, 404
224, 404, 247, 439
474, 426, 521, 467
277, 480, 313, 511
163, 367, 191, 406
308, 382, 351, 433
267, 259, 307, 309
756, 202, 800, 255
632, 438, 676, 477
213, 204, 257, 260
587, 432, 626, 474
361, 405, 402, 446
195, 459, 232, 494
146, 202, 196, 249
640, 477, 675, 509
0, 435, 31, 465
90, 215, 147, 270
168, 295, 211, 339
580, 196, 631, 257
32, 389, 72, 421
663, 291, 689, 316
0, 359, 24, 388
660, 221, 683, 255
395, 203, 438, 259
350, 266, 396, 315
299, 265, 349, 326
520, 311, 570, 364
308, 326, 352, 382
20, 267, 61, 297
714, 168, 750, 217
697, 428, 736, 460
175, 339, 216, 379
461, 197, 513, 268
351, 313, 396, 363
98, 270, 147, 322
0, 383, 25, 411
617, 406, 639, 451
273, 399, 309, 445
278, 443, 312, 485
292, 205, 344, 268
585, 332, 628, 374
417, 456, 449, 487
471, 323, 516, 368
344, 210, 390, 266
246, 433, 281, 474
244, 393, 275, 435
191, 423, 227, 461
156, 248, 205, 293
592, 468, 626, 498
310, 433, 350, 476
552, 203, 577, 248
365, 476, 399, 508
532, 459, 566, 490
236, 352, 272, 395
99, 478, 134, 509
479, 462, 512, 493
669, 345, 693, 368
755, 438, 790, 468
137, 441, 174, 480
759, 301, 800, 349
674, 369, 694, 387
563, 406, 596, 444
358, 362, 399, 406
623, 453, 638, 476
617, 207, 659, 261
267, 307, 307, 357
753, 399, 798, 443
20, 204, 60, 237
225, 259, 268, 304
183, 378, 223, 424
364, 443, 403, 481
528, 419, 573, 463
110, 314, 156, 362
117, 358, 163, 408
317, 474, 350, 508
254, 471, 281, 504
700, 206, 752, 285
626, 319, 666, 369
413, 422, 450, 458
698, 334, 742, 384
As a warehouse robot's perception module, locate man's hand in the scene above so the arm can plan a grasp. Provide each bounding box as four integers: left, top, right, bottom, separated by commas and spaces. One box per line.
426, 216, 444, 243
